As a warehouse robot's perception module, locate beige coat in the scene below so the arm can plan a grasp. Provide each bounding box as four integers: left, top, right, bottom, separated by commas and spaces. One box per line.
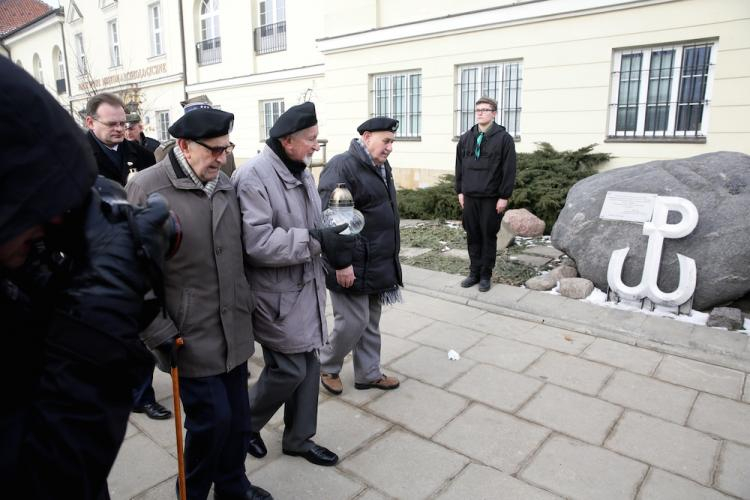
232, 146, 328, 354
125, 154, 254, 377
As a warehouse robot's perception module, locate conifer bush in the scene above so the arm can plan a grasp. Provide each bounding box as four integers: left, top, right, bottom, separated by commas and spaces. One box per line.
397, 143, 610, 232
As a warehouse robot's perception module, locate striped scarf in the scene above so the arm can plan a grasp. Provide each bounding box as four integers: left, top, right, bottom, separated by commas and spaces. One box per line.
356, 138, 387, 185
173, 145, 218, 197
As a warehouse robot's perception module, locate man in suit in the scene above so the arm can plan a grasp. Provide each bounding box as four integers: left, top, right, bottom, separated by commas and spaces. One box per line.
85, 92, 156, 186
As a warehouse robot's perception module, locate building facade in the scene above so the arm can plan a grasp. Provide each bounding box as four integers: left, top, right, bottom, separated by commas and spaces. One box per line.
5, 0, 749, 187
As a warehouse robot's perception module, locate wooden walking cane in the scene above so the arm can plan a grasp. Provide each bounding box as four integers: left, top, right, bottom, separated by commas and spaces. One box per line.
170, 337, 187, 500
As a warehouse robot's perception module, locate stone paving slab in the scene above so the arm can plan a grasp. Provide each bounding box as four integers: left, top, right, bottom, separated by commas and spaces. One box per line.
407, 321, 486, 353
399, 246, 432, 258
524, 351, 614, 395
448, 363, 543, 412
433, 403, 549, 473
638, 468, 733, 500
388, 345, 476, 388
523, 245, 565, 259
462, 334, 545, 372
514, 324, 596, 355
518, 384, 622, 445
599, 370, 697, 424
687, 393, 750, 446
654, 355, 745, 400
315, 399, 391, 458
463, 310, 538, 338
379, 308, 434, 338
581, 337, 662, 375
340, 429, 468, 500
378, 333, 420, 365
605, 411, 720, 485
396, 289, 485, 326
744, 374, 749, 403
520, 435, 648, 500
109, 434, 178, 500
365, 378, 468, 438
442, 248, 470, 260
716, 441, 750, 499
511, 253, 552, 267
434, 463, 561, 500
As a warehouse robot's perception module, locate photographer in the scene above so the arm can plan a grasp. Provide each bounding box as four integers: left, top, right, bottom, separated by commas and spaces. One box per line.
0, 58, 170, 498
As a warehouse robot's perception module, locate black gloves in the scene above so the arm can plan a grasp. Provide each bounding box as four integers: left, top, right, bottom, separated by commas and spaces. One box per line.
309, 223, 357, 270
152, 338, 180, 373
59, 186, 170, 336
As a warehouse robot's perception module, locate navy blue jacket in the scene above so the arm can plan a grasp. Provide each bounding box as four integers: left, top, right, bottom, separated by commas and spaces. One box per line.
455, 122, 517, 199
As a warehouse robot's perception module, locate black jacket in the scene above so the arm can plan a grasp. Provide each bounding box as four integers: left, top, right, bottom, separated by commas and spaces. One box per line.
137, 132, 161, 153
455, 122, 517, 199
319, 139, 402, 295
86, 131, 156, 186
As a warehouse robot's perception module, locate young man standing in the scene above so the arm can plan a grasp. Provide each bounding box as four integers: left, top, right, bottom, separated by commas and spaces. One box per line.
455, 97, 517, 292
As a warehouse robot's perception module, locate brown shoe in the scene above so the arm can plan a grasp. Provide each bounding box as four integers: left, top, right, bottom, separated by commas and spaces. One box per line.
321, 373, 343, 395
355, 374, 400, 391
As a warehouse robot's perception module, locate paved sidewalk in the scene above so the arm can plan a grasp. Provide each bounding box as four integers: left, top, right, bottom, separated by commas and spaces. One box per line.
109, 265, 750, 500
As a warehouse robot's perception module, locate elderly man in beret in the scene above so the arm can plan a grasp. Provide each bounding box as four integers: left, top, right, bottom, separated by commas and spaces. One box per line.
126, 109, 272, 500
233, 101, 352, 467
317, 117, 402, 396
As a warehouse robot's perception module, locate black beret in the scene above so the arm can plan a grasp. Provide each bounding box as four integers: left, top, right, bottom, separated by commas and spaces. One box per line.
168, 108, 234, 139
357, 117, 399, 135
269, 101, 317, 139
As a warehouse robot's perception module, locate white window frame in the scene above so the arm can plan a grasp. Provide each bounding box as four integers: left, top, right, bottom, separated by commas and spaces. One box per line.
149, 2, 164, 57
99, 0, 117, 8
156, 110, 170, 142
455, 60, 522, 138
107, 19, 121, 67
74, 33, 87, 75
260, 99, 285, 140
371, 71, 422, 138
200, 0, 220, 42
56, 48, 65, 80
33, 53, 44, 85
608, 41, 716, 138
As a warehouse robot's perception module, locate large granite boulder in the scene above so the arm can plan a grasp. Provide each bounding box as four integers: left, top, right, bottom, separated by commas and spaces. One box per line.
551, 152, 750, 310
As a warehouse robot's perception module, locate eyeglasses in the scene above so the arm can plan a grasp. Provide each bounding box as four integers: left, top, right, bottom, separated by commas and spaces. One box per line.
475, 108, 496, 114
94, 118, 127, 128
193, 140, 235, 157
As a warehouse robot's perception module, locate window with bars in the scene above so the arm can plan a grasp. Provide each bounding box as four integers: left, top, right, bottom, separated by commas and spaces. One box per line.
371, 72, 421, 138
149, 2, 164, 57
455, 61, 522, 138
609, 42, 715, 138
107, 19, 121, 67
260, 99, 285, 139
156, 110, 170, 142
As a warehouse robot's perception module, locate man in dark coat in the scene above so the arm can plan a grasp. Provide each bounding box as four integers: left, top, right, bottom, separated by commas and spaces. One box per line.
85, 92, 156, 186
455, 96, 517, 292
125, 112, 161, 152
0, 56, 170, 499
318, 117, 403, 395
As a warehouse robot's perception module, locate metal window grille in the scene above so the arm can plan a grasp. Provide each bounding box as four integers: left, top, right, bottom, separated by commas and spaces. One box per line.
370, 72, 421, 138
254, 21, 287, 54
156, 111, 170, 142
454, 61, 522, 138
196, 37, 222, 65
261, 99, 285, 139
609, 42, 714, 138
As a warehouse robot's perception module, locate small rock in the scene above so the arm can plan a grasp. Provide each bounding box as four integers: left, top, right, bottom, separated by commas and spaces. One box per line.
559, 277, 594, 299
503, 208, 545, 237
550, 265, 578, 281
706, 307, 744, 330
559, 255, 577, 268
497, 219, 515, 249
525, 274, 557, 291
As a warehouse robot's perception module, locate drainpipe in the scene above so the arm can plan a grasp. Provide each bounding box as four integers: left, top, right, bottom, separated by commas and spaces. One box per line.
177, 0, 188, 101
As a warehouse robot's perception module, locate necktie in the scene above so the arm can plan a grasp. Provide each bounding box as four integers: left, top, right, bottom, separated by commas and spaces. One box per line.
475, 132, 484, 159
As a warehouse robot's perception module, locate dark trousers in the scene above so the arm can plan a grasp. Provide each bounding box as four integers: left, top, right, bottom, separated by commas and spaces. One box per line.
463, 195, 502, 278
248, 348, 319, 452
179, 363, 252, 500
132, 361, 156, 407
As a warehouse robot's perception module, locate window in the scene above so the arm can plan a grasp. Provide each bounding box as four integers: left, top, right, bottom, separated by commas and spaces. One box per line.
455, 61, 522, 138
156, 111, 170, 142
371, 71, 421, 138
32, 53, 44, 85
609, 42, 715, 139
149, 2, 164, 56
53, 46, 66, 94
108, 20, 121, 67
197, 0, 221, 65
100, 0, 117, 8
260, 99, 285, 139
74, 33, 87, 74
255, 0, 286, 54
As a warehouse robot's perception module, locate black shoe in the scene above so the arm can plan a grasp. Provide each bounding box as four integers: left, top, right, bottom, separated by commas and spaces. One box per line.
133, 401, 172, 420
478, 277, 491, 292
214, 484, 274, 500
460, 274, 480, 288
247, 432, 267, 458
283, 443, 338, 466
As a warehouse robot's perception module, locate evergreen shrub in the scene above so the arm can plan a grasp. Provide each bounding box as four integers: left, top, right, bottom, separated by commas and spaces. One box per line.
396, 142, 611, 232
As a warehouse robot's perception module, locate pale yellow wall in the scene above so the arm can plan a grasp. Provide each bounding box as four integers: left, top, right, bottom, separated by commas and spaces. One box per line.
320, 0, 750, 182
375, 0, 517, 28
